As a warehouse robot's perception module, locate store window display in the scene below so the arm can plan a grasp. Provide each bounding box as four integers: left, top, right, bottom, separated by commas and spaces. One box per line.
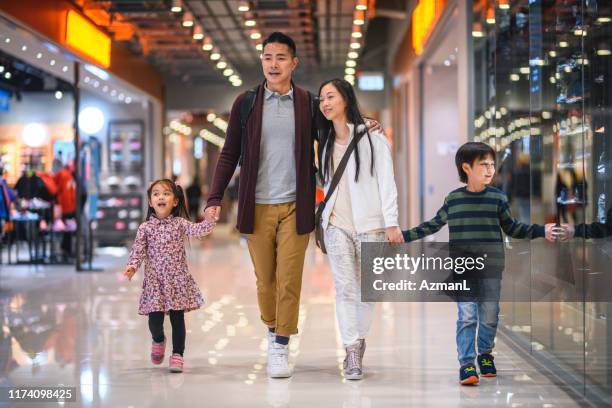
471, 0, 612, 402
0, 164, 16, 240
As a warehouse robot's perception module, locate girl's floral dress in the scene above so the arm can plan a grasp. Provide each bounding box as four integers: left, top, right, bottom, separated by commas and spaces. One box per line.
127, 215, 215, 315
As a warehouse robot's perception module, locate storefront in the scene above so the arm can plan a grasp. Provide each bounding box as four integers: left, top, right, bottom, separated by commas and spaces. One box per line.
391, 0, 611, 404
0, 3, 164, 269
471, 0, 612, 403
391, 0, 472, 230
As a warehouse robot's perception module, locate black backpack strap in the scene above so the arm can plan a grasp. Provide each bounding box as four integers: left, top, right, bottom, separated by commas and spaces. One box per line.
238, 86, 259, 166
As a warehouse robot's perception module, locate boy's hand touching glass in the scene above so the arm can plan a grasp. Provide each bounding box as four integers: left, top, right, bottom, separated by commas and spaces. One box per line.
124, 267, 136, 281
557, 223, 574, 240
385, 226, 404, 243
544, 223, 571, 242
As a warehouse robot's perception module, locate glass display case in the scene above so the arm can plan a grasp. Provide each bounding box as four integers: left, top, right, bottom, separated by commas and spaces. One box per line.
95, 120, 145, 245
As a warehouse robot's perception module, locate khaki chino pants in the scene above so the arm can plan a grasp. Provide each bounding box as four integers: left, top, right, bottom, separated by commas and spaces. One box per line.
245, 203, 310, 337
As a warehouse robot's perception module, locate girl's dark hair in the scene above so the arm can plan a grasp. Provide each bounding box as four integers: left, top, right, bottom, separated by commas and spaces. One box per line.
145, 179, 191, 221
316, 78, 375, 185
455, 142, 496, 183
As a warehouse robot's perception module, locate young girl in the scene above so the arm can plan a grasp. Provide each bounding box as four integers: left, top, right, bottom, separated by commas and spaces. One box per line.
317, 78, 402, 380
124, 179, 215, 373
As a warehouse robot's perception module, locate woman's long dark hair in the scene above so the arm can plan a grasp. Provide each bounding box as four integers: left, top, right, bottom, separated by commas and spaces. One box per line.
145, 179, 191, 221
316, 78, 374, 185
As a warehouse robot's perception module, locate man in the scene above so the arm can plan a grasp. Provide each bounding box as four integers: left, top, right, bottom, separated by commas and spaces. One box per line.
205, 32, 379, 378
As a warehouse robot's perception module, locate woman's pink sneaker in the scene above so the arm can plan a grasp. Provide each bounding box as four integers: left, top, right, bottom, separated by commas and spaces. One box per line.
169, 353, 184, 373
151, 340, 165, 365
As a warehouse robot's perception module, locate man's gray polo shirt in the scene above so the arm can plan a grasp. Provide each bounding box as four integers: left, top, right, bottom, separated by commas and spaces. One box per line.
255, 85, 297, 204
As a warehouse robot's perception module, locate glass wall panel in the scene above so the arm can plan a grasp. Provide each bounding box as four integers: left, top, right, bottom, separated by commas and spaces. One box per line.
472, 0, 612, 402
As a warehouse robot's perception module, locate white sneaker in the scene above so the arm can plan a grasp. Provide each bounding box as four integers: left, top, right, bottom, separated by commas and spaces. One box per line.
268, 343, 292, 378
267, 331, 276, 352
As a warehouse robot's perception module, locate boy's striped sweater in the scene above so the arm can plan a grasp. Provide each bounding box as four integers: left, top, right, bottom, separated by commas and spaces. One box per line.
403, 186, 545, 243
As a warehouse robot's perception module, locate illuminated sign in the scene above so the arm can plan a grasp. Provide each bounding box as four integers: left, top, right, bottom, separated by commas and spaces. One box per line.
65, 10, 111, 68
412, 0, 445, 55
358, 72, 385, 91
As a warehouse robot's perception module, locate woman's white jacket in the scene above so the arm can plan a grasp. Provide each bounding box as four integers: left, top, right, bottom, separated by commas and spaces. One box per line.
320, 123, 400, 234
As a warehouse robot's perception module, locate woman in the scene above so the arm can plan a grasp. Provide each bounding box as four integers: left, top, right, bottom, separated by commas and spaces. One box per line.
317, 78, 403, 380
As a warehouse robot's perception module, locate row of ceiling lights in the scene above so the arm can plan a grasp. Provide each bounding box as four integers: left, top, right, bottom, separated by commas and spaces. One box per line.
238, 2, 264, 53
344, 0, 369, 86
170, 0, 243, 87
2, 36, 137, 105
3, 37, 70, 81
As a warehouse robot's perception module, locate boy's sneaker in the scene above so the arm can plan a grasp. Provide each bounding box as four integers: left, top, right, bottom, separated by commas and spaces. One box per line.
151, 340, 165, 365
459, 363, 479, 385
477, 353, 497, 377
268, 343, 292, 378
169, 353, 184, 373
343, 343, 363, 380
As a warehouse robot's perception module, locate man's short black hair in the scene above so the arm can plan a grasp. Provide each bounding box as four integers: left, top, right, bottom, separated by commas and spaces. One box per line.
455, 142, 496, 183
262, 32, 297, 57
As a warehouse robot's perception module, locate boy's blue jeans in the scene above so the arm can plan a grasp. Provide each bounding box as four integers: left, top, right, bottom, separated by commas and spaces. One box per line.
456, 279, 501, 366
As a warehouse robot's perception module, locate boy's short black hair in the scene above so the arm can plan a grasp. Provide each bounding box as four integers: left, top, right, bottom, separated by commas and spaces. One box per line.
262, 32, 297, 57
455, 142, 496, 183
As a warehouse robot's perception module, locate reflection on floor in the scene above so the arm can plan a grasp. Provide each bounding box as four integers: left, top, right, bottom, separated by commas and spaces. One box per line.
0, 227, 583, 407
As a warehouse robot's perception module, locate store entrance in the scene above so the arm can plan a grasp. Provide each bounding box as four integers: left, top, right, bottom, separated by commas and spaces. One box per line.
0, 49, 77, 265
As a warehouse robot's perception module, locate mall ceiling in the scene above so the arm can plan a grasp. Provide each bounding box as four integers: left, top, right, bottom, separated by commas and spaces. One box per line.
79, 0, 376, 86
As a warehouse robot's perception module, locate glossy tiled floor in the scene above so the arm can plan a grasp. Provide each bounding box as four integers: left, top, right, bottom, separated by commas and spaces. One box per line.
0, 227, 583, 407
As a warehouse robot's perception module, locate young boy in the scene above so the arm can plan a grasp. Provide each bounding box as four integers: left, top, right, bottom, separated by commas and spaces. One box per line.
402, 142, 561, 385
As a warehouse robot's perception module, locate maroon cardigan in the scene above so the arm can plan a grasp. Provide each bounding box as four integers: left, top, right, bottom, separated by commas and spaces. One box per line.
206, 81, 317, 234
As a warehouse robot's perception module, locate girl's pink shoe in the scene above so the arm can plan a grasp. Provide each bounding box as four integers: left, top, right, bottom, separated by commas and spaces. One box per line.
169, 353, 184, 373
151, 340, 165, 365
